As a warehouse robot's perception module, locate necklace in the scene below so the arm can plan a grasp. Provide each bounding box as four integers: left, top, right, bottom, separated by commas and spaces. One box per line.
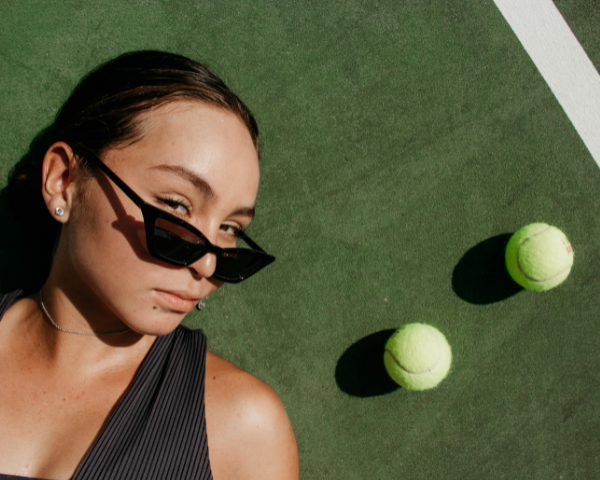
39, 287, 132, 336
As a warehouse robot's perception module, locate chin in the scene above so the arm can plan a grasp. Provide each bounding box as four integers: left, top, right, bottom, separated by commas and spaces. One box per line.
125, 309, 189, 337
108, 287, 200, 336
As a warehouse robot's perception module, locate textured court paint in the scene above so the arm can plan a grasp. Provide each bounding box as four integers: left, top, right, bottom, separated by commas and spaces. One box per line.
3, 1, 600, 478
493, 0, 600, 168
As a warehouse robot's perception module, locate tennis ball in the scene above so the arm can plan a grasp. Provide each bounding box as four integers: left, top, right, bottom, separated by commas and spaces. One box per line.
383, 323, 452, 391
505, 223, 574, 292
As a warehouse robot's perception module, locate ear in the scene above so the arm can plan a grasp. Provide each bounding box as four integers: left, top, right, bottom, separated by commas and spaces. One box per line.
41, 142, 82, 223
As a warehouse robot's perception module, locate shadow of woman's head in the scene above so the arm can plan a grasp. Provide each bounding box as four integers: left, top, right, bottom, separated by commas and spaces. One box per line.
0, 125, 57, 293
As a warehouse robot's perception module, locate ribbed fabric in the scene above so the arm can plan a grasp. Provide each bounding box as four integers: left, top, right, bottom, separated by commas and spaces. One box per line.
0, 290, 213, 480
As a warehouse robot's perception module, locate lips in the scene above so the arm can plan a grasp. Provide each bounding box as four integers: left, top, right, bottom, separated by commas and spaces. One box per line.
155, 289, 201, 313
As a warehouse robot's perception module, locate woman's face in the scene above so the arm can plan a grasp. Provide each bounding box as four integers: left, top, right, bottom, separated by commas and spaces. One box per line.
59, 101, 260, 335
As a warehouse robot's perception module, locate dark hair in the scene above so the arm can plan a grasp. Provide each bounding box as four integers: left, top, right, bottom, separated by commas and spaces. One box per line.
7, 50, 259, 239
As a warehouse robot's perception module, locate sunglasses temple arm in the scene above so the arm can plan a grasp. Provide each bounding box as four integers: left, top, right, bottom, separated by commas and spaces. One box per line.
76, 147, 146, 208
236, 230, 267, 253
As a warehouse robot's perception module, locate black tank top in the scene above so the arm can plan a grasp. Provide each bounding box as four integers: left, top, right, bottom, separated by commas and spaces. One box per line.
0, 290, 213, 480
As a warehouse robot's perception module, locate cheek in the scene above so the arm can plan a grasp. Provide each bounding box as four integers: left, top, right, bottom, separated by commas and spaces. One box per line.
64, 189, 172, 324
70, 193, 150, 283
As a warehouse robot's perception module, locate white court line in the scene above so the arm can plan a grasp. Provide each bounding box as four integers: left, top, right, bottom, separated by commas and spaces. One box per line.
493, 0, 600, 169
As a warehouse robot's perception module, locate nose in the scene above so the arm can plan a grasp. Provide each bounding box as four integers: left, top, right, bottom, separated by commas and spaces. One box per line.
189, 250, 218, 279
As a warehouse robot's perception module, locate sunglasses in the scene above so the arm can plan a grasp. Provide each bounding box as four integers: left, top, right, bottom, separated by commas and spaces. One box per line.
73, 145, 275, 284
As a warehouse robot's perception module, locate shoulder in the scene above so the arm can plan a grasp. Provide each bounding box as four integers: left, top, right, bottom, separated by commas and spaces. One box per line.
204, 351, 299, 480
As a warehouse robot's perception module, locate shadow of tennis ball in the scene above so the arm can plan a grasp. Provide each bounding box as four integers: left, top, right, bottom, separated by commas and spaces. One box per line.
452, 233, 523, 305
335, 329, 400, 397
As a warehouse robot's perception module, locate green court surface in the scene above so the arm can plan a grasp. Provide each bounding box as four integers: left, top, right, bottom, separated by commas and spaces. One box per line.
1, 1, 599, 478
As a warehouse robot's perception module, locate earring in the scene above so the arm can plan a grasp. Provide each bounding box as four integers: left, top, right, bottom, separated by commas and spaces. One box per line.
196, 300, 206, 311
55, 207, 65, 216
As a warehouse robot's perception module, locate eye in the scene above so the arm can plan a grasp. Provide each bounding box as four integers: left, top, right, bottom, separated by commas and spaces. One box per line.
220, 224, 241, 237
156, 196, 191, 215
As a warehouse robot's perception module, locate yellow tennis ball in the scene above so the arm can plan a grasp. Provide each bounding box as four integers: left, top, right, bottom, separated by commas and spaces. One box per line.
505, 223, 574, 292
383, 323, 452, 391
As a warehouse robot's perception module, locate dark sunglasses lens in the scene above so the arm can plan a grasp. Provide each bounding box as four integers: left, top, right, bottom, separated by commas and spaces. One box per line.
151, 215, 273, 281
215, 250, 271, 281
154, 217, 207, 264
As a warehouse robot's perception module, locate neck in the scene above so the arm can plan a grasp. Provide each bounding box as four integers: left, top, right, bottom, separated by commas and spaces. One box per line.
40, 285, 132, 337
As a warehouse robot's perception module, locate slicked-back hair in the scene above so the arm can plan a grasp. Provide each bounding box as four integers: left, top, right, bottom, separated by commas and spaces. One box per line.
54, 50, 259, 156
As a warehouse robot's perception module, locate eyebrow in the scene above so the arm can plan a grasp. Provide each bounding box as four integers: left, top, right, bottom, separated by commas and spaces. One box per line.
231, 206, 256, 219
150, 164, 255, 219
150, 164, 216, 199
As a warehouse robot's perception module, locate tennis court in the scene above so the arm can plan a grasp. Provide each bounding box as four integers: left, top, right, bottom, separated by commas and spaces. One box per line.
1, 1, 599, 478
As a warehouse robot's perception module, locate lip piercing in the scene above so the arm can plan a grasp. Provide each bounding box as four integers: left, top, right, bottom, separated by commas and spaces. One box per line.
196, 300, 206, 311
55, 207, 65, 216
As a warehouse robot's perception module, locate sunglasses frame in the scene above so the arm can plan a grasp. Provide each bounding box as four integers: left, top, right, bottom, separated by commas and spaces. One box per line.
72, 145, 275, 283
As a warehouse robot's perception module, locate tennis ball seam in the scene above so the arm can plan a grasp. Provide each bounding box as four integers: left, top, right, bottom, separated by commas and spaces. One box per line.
384, 326, 443, 375
516, 226, 573, 283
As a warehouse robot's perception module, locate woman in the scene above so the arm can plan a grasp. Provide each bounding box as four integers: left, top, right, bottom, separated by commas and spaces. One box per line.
0, 51, 298, 480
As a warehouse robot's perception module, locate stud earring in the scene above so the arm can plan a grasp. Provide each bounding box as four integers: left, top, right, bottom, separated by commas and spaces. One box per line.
55, 207, 65, 216
196, 300, 206, 311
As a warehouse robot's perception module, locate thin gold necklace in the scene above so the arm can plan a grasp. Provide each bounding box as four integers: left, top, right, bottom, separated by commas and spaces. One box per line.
39, 286, 132, 336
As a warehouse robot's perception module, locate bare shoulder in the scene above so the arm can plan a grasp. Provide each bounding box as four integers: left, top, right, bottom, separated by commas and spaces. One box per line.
204, 351, 299, 480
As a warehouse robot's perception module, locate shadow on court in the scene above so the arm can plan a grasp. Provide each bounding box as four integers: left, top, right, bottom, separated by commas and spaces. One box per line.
335, 328, 400, 397
452, 233, 523, 305
0, 126, 55, 293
